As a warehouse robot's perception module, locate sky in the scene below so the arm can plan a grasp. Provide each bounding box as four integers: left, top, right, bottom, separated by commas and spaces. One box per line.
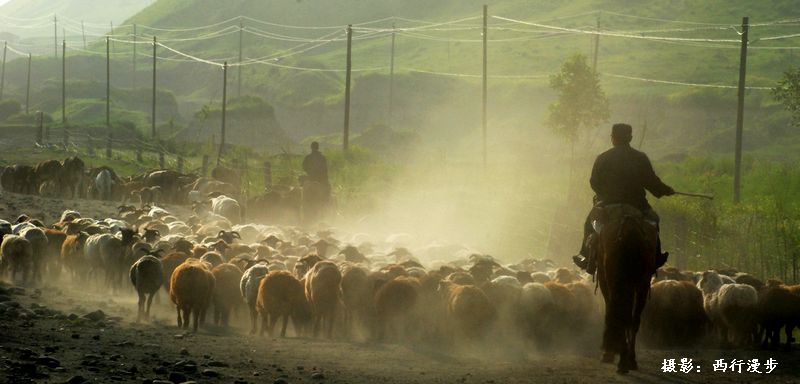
0, 0, 11, 6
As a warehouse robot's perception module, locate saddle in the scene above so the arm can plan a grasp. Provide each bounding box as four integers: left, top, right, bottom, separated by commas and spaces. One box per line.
590, 204, 656, 235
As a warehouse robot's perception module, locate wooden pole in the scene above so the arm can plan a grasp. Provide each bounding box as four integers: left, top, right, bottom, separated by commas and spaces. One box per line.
54, 15, 58, 59
36, 112, 43, 145
202, 155, 209, 176
62, 40, 66, 125
152, 36, 157, 139
238, 19, 244, 98
264, 161, 272, 190
592, 14, 600, 73
81, 21, 87, 49
106, 37, 111, 129
388, 24, 395, 129
482, 5, 488, 168
343, 24, 352, 152
733, 16, 749, 204
106, 135, 112, 159
0, 42, 6, 101
25, 53, 31, 114
133, 24, 137, 89
217, 62, 228, 165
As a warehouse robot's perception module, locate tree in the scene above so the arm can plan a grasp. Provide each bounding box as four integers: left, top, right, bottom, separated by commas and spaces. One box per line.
546, 54, 610, 145
773, 67, 800, 126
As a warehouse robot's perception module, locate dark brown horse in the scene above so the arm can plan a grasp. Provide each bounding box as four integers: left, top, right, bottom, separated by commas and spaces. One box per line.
594, 204, 657, 374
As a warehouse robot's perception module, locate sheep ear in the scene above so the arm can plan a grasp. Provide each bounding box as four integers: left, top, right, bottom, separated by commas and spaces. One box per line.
218, 230, 225, 237
232, 231, 241, 239
154, 229, 161, 236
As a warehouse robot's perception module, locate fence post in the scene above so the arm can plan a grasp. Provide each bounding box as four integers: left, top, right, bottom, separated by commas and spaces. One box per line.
136, 144, 143, 163
159, 147, 165, 169
36, 111, 43, 145
87, 135, 94, 155
177, 155, 184, 173
106, 134, 112, 159
44, 119, 50, 145
263, 161, 272, 190
202, 155, 209, 176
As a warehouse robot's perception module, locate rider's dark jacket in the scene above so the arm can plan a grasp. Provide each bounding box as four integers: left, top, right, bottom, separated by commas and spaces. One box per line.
590, 143, 672, 211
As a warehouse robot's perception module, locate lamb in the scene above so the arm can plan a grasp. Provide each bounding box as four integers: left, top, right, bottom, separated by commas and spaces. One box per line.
211, 195, 241, 225
211, 263, 244, 327
304, 260, 342, 338
0, 235, 34, 283
170, 259, 216, 332
240, 263, 270, 334
374, 276, 420, 342
129, 253, 164, 322
256, 270, 311, 337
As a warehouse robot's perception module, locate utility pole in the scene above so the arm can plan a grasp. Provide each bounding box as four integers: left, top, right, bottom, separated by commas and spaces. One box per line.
81, 21, 87, 49
133, 24, 137, 89
343, 24, 353, 152
0, 42, 6, 101
482, 5, 488, 168
25, 53, 31, 114
388, 24, 396, 129
106, 37, 111, 129
218, 62, 228, 165
592, 14, 600, 73
62, 40, 66, 125
54, 15, 58, 58
152, 36, 157, 138
238, 19, 244, 98
733, 16, 749, 204
110, 21, 114, 51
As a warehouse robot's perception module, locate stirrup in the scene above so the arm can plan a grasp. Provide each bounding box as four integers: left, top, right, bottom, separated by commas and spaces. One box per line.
656, 252, 669, 268
572, 254, 588, 270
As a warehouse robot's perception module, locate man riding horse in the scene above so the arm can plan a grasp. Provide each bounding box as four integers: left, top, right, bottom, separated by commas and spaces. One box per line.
573, 123, 674, 274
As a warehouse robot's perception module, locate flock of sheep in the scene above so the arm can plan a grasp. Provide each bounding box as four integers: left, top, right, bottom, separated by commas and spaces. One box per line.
0, 157, 798, 355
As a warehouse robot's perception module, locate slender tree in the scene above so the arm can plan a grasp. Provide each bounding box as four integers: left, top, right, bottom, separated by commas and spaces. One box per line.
773, 67, 800, 126
546, 53, 610, 145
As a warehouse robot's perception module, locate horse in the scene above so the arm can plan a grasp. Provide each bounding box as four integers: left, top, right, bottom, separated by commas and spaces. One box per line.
593, 204, 658, 374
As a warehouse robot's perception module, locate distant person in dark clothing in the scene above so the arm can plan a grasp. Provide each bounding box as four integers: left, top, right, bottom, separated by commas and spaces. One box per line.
303, 142, 329, 185
573, 123, 674, 273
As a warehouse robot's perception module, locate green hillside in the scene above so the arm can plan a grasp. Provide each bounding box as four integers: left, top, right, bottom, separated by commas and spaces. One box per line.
0, 0, 799, 158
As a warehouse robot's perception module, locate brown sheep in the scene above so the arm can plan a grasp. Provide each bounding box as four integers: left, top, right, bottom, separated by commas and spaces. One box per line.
43, 228, 67, 278
1, 235, 34, 283
211, 263, 244, 327
305, 261, 342, 338
374, 276, 420, 342
60, 232, 90, 280
441, 281, 496, 341
256, 270, 311, 337
294, 253, 322, 278
640, 280, 707, 347
340, 266, 372, 337
758, 283, 800, 350
170, 259, 216, 332
160, 251, 191, 293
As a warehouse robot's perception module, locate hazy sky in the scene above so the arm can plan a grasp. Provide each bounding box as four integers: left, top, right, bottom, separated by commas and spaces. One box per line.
0, 0, 11, 6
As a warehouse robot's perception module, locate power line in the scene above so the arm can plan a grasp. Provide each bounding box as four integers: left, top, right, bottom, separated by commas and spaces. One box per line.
603, 72, 772, 90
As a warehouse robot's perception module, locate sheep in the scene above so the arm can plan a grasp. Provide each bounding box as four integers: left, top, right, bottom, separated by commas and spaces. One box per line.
256, 270, 311, 337
170, 259, 216, 332
59, 210, 81, 223
640, 280, 707, 347
60, 232, 90, 280
19, 226, 49, 282
440, 281, 496, 341
518, 282, 555, 346
211, 195, 241, 225
712, 283, 759, 347
374, 276, 420, 342
94, 169, 115, 200
757, 282, 800, 350
132, 186, 162, 207
160, 251, 191, 293
240, 263, 270, 334
1, 235, 34, 283
130, 253, 164, 322
84, 228, 138, 291
43, 229, 67, 278
305, 260, 342, 338
200, 251, 225, 268
216, 230, 241, 245
340, 265, 372, 337
211, 263, 244, 327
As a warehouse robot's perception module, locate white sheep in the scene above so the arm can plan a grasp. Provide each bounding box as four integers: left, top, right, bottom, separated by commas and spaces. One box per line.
211, 195, 241, 224
240, 263, 270, 334
0, 235, 33, 283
